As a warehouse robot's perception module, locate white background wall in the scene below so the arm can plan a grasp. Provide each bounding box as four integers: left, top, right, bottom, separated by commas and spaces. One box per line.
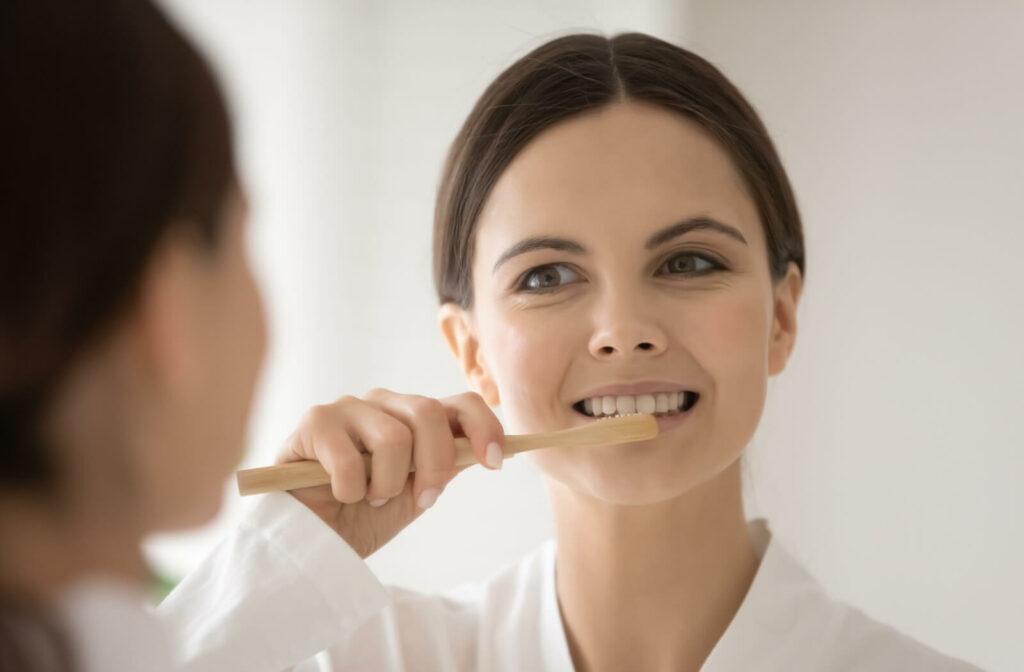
148, 2, 1021, 670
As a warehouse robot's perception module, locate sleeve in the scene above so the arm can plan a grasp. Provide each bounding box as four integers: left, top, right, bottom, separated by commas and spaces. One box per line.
156, 492, 389, 672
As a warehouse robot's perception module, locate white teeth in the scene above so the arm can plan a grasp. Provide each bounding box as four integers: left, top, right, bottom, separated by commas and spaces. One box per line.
582, 391, 690, 417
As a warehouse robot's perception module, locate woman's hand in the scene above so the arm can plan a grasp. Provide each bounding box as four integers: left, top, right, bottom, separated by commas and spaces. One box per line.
276, 390, 504, 558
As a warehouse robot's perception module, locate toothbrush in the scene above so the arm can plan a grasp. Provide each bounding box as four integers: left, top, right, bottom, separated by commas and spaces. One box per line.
236, 413, 659, 496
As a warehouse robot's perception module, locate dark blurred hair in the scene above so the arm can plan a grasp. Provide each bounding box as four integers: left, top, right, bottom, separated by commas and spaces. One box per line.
0, 0, 235, 491
434, 33, 804, 308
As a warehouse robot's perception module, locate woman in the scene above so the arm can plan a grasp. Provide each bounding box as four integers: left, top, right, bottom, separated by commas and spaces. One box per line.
2, 0, 274, 668
0, 0, 501, 668
162, 34, 982, 671
0, 0, 502, 668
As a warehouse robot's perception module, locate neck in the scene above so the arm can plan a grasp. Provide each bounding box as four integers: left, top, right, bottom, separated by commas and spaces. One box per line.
549, 460, 759, 672
0, 489, 147, 606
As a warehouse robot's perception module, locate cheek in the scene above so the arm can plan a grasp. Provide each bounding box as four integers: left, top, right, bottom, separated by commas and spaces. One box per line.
182, 260, 265, 514
479, 307, 580, 432
214, 257, 266, 455
690, 284, 773, 439
236, 262, 268, 393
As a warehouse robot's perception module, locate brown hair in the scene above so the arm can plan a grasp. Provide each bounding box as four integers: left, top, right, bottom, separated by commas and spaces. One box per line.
434, 32, 804, 308
0, 0, 234, 490
1, 0, 234, 666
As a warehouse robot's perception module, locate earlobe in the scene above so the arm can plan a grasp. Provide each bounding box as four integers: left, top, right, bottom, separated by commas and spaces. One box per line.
437, 303, 500, 407
767, 262, 803, 376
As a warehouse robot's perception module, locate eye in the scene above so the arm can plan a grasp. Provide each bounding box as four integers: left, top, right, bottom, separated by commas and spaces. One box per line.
657, 252, 722, 276
516, 263, 581, 292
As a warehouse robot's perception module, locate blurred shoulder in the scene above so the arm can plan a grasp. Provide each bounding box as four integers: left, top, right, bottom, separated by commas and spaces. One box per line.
821, 600, 983, 671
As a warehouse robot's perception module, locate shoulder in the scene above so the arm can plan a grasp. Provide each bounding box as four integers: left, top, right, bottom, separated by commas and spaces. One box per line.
770, 534, 982, 670
707, 521, 983, 672
819, 603, 983, 671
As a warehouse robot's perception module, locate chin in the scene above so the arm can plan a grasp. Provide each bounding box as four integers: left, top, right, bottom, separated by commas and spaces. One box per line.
536, 437, 742, 506
152, 483, 225, 532
587, 462, 706, 505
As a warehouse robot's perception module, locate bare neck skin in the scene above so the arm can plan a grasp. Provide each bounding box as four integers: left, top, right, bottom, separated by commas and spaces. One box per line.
0, 494, 147, 606
549, 459, 758, 672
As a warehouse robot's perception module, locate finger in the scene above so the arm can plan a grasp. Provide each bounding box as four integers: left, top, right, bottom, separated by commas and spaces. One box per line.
282, 399, 374, 504
277, 401, 352, 463
291, 402, 369, 504
442, 391, 505, 470
314, 431, 368, 504
366, 389, 455, 509
343, 402, 414, 504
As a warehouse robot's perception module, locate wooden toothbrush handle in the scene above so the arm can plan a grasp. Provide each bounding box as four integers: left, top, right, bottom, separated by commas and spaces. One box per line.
236, 414, 657, 496
237, 438, 478, 496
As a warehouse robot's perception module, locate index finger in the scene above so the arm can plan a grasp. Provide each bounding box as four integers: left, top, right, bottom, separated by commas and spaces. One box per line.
441, 392, 505, 470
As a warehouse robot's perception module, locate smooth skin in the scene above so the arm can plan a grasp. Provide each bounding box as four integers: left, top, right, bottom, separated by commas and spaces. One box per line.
291, 102, 801, 672
0, 186, 267, 602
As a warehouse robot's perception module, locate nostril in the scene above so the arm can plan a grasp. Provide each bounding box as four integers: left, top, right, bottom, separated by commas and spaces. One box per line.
637, 342, 653, 351
599, 345, 615, 355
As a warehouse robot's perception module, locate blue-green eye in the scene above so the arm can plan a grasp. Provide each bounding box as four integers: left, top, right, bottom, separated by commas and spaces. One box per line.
516, 263, 581, 292
658, 252, 720, 276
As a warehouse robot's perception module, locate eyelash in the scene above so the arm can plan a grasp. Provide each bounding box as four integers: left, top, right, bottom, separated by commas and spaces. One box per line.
513, 251, 727, 294
514, 263, 581, 294
655, 250, 727, 277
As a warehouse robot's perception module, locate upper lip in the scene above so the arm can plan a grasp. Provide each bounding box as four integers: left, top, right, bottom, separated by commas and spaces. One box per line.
571, 381, 698, 403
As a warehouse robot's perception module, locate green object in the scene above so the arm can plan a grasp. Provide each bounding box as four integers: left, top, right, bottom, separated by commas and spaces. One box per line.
149, 566, 181, 602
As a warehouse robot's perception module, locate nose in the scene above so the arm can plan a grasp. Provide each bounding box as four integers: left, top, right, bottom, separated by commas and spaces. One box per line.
587, 296, 668, 360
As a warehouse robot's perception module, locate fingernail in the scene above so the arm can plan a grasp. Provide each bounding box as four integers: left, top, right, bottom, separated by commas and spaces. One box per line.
368, 498, 388, 508
485, 442, 503, 470
417, 488, 442, 509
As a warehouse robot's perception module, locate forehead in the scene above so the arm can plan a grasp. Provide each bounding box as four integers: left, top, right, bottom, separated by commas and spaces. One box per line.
474, 101, 763, 265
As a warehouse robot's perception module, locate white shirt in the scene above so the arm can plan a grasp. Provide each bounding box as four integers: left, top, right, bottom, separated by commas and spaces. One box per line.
160, 492, 982, 671
65, 492, 983, 670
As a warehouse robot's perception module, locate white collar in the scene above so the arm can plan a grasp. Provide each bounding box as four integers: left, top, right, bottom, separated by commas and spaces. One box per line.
535, 518, 816, 670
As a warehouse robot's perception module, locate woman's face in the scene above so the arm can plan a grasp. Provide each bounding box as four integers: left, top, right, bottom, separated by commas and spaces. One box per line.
444, 102, 800, 505
141, 186, 268, 529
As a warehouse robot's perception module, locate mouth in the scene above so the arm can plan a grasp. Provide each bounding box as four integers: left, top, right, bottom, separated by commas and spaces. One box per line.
572, 390, 700, 419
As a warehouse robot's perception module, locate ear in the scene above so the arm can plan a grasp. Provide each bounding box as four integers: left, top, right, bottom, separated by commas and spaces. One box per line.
767, 262, 803, 377
134, 229, 203, 395
438, 302, 500, 407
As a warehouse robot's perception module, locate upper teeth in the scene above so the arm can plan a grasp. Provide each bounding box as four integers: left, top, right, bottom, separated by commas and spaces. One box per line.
582, 392, 689, 417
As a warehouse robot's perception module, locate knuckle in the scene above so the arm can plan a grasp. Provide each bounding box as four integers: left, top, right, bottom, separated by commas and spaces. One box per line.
363, 387, 390, 402
410, 396, 445, 422
457, 392, 493, 424
459, 390, 486, 407
376, 422, 412, 449
303, 404, 330, 428
335, 394, 360, 411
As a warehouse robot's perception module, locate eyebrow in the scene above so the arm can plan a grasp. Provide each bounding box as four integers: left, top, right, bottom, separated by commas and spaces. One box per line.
645, 217, 748, 249
491, 216, 747, 273
492, 237, 586, 273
